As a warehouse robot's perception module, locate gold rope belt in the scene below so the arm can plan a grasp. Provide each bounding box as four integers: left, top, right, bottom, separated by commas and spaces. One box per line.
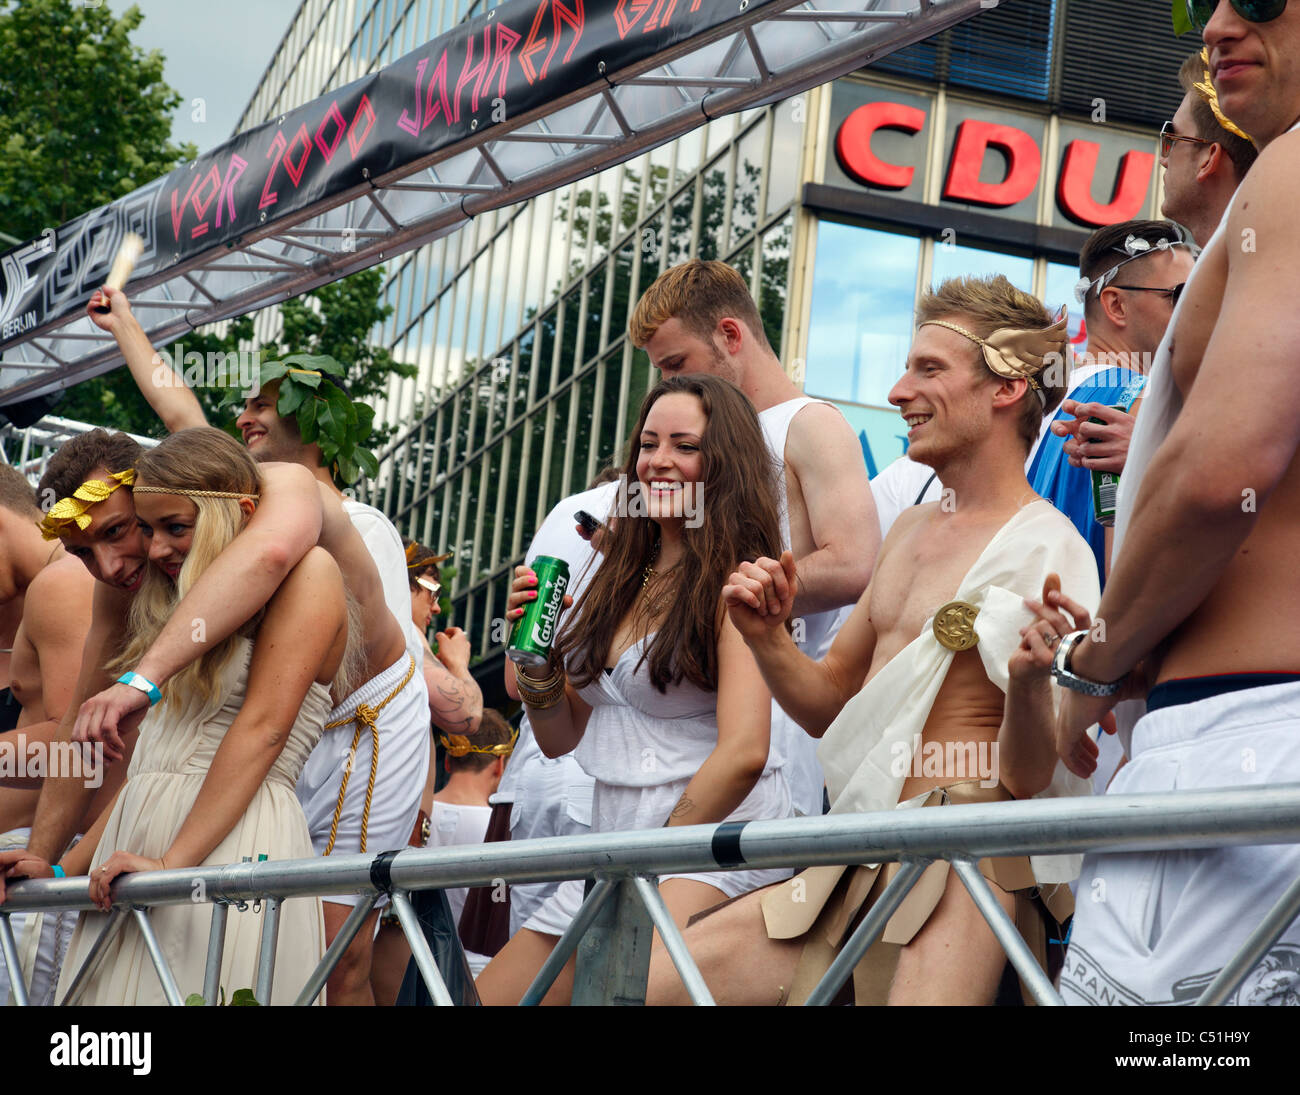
321, 653, 416, 856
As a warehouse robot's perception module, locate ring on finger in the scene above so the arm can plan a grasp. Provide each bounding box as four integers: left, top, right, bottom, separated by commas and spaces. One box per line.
1044, 632, 1061, 648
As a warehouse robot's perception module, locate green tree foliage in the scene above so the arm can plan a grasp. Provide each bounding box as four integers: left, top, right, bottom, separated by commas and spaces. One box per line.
0, 0, 194, 435
0, 1, 193, 242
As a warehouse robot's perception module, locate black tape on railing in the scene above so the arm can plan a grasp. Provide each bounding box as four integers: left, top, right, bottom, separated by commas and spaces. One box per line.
369, 850, 401, 895
711, 822, 748, 868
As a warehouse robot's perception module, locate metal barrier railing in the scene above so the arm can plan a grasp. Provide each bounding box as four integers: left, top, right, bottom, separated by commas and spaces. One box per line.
4, 784, 1300, 1006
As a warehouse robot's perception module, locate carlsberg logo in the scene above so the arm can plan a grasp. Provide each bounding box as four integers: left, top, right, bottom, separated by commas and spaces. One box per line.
532, 573, 568, 646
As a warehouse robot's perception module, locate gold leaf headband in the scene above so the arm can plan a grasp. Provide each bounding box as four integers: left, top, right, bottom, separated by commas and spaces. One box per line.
1197, 48, 1255, 146
919, 310, 1070, 406
405, 540, 452, 570
37, 468, 136, 541
132, 485, 260, 501
440, 730, 518, 758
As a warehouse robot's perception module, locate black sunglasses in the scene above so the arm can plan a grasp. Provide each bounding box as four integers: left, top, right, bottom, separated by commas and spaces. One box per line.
1113, 284, 1186, 305
1186, 0, 1287, 29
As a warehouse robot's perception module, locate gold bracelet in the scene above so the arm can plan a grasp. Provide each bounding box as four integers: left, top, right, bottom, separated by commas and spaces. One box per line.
514, 663, 567, 709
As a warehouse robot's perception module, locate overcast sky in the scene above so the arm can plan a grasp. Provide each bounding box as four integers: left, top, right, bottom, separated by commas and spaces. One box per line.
108, 0, 306, 154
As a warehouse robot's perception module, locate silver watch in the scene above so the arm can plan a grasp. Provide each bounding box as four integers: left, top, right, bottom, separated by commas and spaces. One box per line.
1050, 630, 1126, 697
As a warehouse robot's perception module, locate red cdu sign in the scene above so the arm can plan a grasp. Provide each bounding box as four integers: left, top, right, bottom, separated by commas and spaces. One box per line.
835, 100, 1154, 228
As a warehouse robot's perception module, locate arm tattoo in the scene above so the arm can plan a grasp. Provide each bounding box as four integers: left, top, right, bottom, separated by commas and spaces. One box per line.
668, 795, 696, 819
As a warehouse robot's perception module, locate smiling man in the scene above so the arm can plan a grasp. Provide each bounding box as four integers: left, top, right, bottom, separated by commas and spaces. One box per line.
1052, 0, 1300, 1006
648, 274, 1099, 1005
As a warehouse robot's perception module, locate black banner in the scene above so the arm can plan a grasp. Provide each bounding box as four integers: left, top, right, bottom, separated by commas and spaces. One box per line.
0, 0, 782, 351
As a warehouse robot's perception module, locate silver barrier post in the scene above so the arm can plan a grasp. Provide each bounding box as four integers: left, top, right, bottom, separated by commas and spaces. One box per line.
572, 877, 655, 1006
630, 875, 714, 1005
389, 889, 454, 1006
202, 902, 229, 1006
0, 912, 29, 1007
520, 878, 616, 1005
254, 897, 282, 1005
803, 858, 929, 1006
294, 892, 378, 1006
950, 858, 1064, 1006
60, 907, 127, 1006
132, 906, 184, 1006
1196, 872, 1300, 1006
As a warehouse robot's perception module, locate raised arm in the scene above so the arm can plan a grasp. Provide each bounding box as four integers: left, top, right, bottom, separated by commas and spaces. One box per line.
664, 611, 770, 826
1066, 139, 1300, 689
89, 548, 347, 907
86, 287, 208, 433
424, 626, 483, 736
782, 403, 879, 614
724, 551, 877, 737
74, 462, 323, 742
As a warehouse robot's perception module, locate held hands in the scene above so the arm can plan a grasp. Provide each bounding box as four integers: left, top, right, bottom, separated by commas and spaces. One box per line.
1019, 577, 1125, 780
73, 682, 150, 763
0, 849, 54, 904
1050, 400, 1135, 474
723, 551, 798, 643
88, 852, 167, 912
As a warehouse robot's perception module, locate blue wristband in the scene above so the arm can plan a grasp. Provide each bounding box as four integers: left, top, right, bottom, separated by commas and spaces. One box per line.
51, 864, 65, 878
116, 671, 162, 706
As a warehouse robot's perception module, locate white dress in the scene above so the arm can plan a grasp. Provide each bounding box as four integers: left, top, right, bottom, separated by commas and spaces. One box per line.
523, 634, 793, 936
57, 638, 329, 1005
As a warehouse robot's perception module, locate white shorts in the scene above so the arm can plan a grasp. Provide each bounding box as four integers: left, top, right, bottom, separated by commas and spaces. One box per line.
296, 653, 430, 909
1063, 680, 1300, 1006
505, 725, 595, 936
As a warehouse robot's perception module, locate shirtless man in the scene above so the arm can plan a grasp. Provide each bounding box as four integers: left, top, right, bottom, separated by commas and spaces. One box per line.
630, 260, 879, 817
1052, 1, 1300, 1006
74, 287, 464, 1005
0, 468, 96, 1005
647, 274, 1099, 1005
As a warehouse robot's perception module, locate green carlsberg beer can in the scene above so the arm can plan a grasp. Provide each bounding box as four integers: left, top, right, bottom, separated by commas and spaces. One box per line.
507, 555, 570, 668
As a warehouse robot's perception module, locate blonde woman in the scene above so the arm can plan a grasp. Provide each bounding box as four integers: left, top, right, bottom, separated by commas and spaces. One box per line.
34, 427, 348, 1005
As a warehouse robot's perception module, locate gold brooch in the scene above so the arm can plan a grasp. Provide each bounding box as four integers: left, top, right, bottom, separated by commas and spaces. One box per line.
932, 600, 980, 652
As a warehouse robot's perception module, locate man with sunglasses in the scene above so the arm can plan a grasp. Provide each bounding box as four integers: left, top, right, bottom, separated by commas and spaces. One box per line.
1162, 50, 1259, 247
1030, 221, 1194, 582
1052, 0, 1300, 1005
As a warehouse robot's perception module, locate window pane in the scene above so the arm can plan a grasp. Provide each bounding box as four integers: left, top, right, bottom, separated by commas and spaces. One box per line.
624, 348, 652, 442
805, 222, 921, 407
571, 373, 597, 491
556, 290, 581, 386
594, 352, 625, 475
584, 265, 607, 363
522, 410, 547, 535
759, 216, 792, 357
547, 388, 573, 509
767, 103, 801, 218
1044, 260, 1087, 345
609, 242, 635, 350
500, 427, 522, 559
513, 329, 535, 421
667, 184, 695, 267
475, 446, 499, 581
930, 240, 1034, 295
731, 123, 764, 250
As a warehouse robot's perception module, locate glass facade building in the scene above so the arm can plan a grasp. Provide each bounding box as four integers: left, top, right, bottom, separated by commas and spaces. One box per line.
236, 0, 1191, 696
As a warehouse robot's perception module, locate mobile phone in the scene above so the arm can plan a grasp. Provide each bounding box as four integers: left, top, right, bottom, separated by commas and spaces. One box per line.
574, 510, 603, 536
